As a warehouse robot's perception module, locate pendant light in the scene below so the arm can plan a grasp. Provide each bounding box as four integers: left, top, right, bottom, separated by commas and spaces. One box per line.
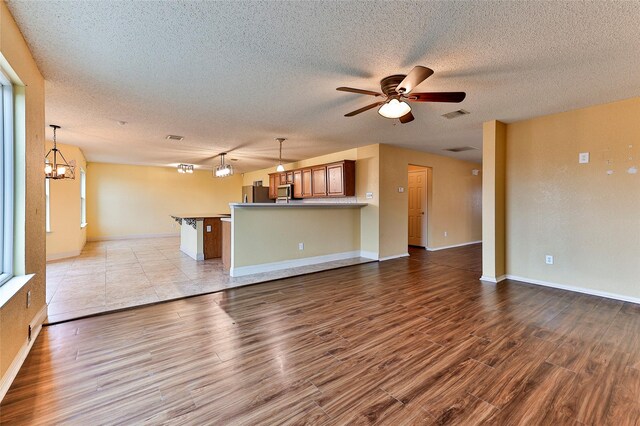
214, 153, 233, 177
275, 138, 286, 172
177, 164, 194, 174
45, 125, 75, 179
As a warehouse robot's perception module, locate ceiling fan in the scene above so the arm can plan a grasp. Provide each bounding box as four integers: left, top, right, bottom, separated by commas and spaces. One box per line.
336, 66, 466, 124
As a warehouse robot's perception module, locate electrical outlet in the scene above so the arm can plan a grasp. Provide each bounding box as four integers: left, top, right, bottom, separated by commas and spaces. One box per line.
206, 225, 212, 232
579, 152, 590, 164
298, 242, 304, 251
545, 255, 554, 265
398, 187, 404, 193
27, 290, 31, 308
444, 231, 448, 237
365, 192, 373, 199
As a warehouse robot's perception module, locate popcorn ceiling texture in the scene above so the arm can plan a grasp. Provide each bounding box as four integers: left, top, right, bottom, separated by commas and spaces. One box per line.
7, 1, 640, 170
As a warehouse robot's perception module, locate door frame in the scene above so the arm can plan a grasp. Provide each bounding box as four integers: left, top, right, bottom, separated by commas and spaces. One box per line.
408, 164, 432, 249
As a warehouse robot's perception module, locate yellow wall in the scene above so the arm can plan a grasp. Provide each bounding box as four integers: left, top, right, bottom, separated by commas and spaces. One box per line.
378, 144, 482, 258
0, 3, 46, 385
86, 163, 242, 240
506, 96, 640, 299
45, 142, 87, 260
232, 207, 361, 268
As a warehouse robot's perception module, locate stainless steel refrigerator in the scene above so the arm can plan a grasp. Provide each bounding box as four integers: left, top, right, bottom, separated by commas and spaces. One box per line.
242, 185, 272, 203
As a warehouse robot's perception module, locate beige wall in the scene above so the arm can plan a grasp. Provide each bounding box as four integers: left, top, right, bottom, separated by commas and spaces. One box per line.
46, 142, 87, 259
232, 207, 361, 268
482, 120, 506, 280
378, 144, 482, 258
86, 163, 242, 240
0, 3, 46, 384
506, 96, 640, 299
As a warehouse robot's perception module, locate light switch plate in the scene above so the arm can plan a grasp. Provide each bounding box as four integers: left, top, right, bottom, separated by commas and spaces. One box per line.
579, 152, 590, 164
365, 192, 373, 199
398, 187, 404, 193
545, 255, 554, 265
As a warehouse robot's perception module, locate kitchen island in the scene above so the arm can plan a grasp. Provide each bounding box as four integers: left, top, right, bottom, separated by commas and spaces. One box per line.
171, 214, 230, 260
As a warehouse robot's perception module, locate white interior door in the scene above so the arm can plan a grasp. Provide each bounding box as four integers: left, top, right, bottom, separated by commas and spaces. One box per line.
408, 169, 427, 246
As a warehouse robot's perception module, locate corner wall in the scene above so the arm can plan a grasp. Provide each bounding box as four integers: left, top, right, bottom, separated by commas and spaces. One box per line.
0, 2, 46, 394
86, 162, 242, 240
46, 142, 87, 260
505, 96, 640, 300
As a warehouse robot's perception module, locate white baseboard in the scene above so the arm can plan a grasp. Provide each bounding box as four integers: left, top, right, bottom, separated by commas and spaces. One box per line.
480, 274, 506, 283
427, 240, 482, 252
359, 250, 379, 260
231, 250, 362, 277
46, 249, 82, 261
87, 232, 179, 242
379, 253, 410, 262
0, 304, 47, 401
505, 274, 640, 305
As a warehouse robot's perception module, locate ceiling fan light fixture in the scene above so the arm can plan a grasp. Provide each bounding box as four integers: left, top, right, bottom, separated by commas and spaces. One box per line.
214, 153, 234, 178
378, 99, 411, 119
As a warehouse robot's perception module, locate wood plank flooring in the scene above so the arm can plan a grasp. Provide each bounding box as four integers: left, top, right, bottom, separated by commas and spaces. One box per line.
2, 244, 640, 425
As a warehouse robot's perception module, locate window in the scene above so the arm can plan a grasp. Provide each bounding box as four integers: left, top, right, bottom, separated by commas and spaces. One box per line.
45, 178, 50, 232
0, 70, 14, 286
80, 169, 86, 227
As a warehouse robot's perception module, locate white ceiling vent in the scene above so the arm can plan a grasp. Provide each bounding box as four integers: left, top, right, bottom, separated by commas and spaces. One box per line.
166, 135, 184, 141
443, 146, 478, 153
442, 109, 470, 119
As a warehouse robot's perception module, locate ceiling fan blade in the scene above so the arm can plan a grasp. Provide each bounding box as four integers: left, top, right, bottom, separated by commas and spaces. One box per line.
337, 87, 384, 97
344, 101, 384, 117
396, 66, 434, 94
407, 92, 466, 103
399, 112, 415, 124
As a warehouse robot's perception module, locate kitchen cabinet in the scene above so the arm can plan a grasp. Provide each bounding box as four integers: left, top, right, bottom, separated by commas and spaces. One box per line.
268, 160, 355, 199
293, 170, 303, 198
312, 166, 327, 197
302, 169, 312, 197
269, 174, 278, 199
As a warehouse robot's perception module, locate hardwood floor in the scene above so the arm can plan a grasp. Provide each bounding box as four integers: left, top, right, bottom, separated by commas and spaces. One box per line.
3, 244, 640, 425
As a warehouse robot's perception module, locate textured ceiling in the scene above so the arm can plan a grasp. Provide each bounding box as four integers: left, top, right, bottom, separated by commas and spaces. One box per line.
7, 1, 640, 171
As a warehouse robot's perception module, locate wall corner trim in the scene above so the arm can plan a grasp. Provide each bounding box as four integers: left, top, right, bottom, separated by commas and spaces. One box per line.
479, 274, 506, 283
0, 304, 47, 401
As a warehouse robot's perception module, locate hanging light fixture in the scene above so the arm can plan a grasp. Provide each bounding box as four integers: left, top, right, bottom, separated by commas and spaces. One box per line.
45, 125, 75, 179
214, 153, 233, 177
378, 98, 412, 119
275, 138, 286, 172
177, 164, 194, 174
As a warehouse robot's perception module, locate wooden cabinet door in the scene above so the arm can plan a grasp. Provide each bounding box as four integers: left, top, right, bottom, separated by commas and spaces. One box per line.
312, 166, 327, 197
268, 174, 277, 199
286, 172, 294, 184
293, 170, 303, 198
302, 169, 312, 197
203, 218, 222, 259
280, 173, 287, 185
327, 163, 344, 196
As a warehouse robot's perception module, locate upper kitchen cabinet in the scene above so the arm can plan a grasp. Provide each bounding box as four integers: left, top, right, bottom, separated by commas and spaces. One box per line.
312, 166, 327, 197
327, 160, 355, 197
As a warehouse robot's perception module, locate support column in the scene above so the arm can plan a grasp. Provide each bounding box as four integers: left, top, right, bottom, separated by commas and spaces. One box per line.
481, 120, 506, 282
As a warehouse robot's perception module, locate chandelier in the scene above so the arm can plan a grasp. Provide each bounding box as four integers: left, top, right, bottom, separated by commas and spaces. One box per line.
44, 125, 75, 179
214, 153, 233, 177
177, 164, 194, 174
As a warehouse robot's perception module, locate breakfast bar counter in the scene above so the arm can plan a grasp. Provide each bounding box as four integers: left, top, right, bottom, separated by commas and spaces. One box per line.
171, 214, 230, 260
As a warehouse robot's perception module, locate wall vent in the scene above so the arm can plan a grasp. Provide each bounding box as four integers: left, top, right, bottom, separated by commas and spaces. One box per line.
443, 146, 478, 153
442, 109, 470, 119
166, 135, 184, 141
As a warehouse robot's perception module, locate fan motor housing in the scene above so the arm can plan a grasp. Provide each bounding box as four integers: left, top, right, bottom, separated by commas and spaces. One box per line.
380, 75, 406, 96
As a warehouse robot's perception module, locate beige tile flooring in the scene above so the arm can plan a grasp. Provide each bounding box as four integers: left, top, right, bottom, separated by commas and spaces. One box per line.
46, 237, 372, 323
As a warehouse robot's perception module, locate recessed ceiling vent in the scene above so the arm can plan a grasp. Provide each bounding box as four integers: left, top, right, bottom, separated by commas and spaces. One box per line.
443, 146, 478, 153
166, 135, 184, 141
442, 109, 470, 119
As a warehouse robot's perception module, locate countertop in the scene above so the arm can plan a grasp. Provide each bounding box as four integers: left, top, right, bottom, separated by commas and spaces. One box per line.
229, 202, 368, 208
171, 214, 231, 219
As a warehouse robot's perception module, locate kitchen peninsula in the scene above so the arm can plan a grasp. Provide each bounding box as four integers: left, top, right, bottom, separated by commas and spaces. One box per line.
227, 202, 370, 277
171, 214, 230, 260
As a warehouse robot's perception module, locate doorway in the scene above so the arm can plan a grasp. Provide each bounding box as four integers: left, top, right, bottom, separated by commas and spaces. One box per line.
408, 165, 430, 248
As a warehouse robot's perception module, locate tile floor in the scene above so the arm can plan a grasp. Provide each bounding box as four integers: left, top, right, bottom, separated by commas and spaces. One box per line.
46, 237, 373, 323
